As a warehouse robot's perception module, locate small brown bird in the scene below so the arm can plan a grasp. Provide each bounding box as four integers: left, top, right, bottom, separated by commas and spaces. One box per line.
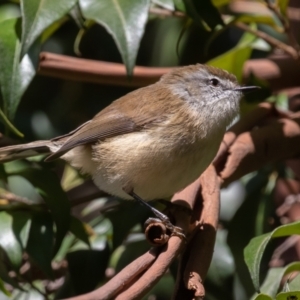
0, 64, 258, 234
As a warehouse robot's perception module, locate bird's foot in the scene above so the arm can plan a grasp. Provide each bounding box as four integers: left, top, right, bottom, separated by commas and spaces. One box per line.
122, 187, 186, 242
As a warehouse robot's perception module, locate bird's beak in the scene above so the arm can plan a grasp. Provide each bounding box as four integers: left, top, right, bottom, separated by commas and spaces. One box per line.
234, 86, 261, 93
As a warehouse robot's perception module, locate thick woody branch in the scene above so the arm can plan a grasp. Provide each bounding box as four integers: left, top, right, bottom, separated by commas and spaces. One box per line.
173, 165, 220, 300
38, 52, 170, 88
63, 248, 159, 300
216, 107, 300, 186
38, 52, 300, 92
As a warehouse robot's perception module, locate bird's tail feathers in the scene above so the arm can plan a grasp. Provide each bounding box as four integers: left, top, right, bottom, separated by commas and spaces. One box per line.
0, 140, 54, 163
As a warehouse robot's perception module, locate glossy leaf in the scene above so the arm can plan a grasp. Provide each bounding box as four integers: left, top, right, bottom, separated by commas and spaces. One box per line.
0, 211, 23, 268
152, 0, 175, 10
79, 0, 150, 75
251, 262, 300, 299
208, 29, 256, 81
16, 168, 71, 255
0, 18, 35, 124
244, 221, 300, 291
69, 216, 90, 247
11, 211, 32, 249
0, 249, 20, 289
173, 0, 186, 11
276, 291, 300, 300
26, 212, 54, 278
0, 277, 10, 296
253, 294, 273, 300
183, 0, 224, 29
276, 0, 289, 17
20, 0, 77, 56
289, 273, 300, 291
233, 15, 281, 31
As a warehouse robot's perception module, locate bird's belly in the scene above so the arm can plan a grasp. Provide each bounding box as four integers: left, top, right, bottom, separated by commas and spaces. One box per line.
91, 131, 220, 200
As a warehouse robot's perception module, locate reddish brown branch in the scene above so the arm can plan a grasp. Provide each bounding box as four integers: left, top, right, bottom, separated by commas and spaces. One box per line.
216, 108, 300, 185
63, 248, 159, 300
214, 102, 279, 170
115, 236, 184, 300
37, 52, 300, 93
38, 52, 171, 88
173, 165, 220, 300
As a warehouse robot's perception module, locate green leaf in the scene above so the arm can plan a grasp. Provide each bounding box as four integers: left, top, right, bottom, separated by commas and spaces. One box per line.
11, 211, 32, 249
152, 0, 175, 10
183, 0, 224, 30
20, 0, 77, 56
0, 277, 11, 297
208, 28, 256, 81
212, 0, 230, 7
106, 201, 150, 249
276, 0, 289, 17
174, 0, 186, 11
69, 216, 90, 247
0, 211, 23, 268
252, 262, 300, 299
26, 212, 54, 278
233, 15, 281, 31
0, 18, 36, 124
0, 250, 20, 289
67, 246, 110, 295
79, 0, 150, 75
0, 108, 23, 137
16, 168, 71, 255
276, 291, 300, 300
227, 170, 270, 297
289, 273, 300, 291
0, 3, 21, 23
244, 221, 300, 291
253, 294, 273, 300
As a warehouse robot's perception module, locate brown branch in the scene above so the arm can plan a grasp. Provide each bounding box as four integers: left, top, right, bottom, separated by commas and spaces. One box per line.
37, 52, 300, 94
63, 248, 159, 300
173, 165, 220, 300
149, 7, 185, 18
38, 52, 171, 88
115, 236, 184, 300
216, 108, 300, 186
264, 0, 300, 52
243, 56, 300, 91
214, 101, 280, 171
0, 190, 35, 206
234, 22, 299, 60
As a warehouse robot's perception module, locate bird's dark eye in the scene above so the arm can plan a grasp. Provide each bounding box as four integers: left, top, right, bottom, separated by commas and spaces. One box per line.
209, 78, 220, 87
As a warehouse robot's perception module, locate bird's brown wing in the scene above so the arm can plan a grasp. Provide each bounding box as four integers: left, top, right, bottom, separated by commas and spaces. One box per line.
45, 87, 164, 161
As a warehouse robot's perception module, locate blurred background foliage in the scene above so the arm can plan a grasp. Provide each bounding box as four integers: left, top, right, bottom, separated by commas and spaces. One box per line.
0, 0, 299, 299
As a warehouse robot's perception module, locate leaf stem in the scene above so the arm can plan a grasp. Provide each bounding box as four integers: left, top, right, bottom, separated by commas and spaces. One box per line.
0, 108, 23, 137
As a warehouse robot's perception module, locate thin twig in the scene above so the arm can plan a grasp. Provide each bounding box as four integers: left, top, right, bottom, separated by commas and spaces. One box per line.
235, 22, 299, 60
149, 7, 185, 18
264, 0, 300, 52
0, 190, 36, 206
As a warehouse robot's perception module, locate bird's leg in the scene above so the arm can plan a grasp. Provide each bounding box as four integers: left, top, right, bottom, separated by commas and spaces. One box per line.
123, 188, 185, 239
157, 199, 193, 216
